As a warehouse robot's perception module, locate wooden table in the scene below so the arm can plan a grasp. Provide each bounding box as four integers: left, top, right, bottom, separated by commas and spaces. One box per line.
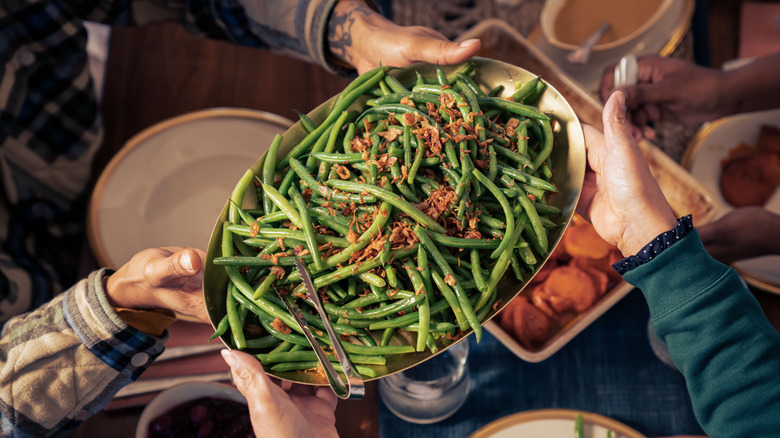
69, 19, 780, 438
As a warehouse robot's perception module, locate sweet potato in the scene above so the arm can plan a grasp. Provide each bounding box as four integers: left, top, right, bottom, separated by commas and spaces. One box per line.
562, 220, 614, 259
572, 259, 610, 296
720, 154, 777, 207
759, 124, 780, 154
503, 294, 555, 350
535, 265, 598, 315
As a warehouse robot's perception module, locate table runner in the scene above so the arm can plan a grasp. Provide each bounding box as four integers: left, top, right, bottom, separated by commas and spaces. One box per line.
378, 289, 705, 437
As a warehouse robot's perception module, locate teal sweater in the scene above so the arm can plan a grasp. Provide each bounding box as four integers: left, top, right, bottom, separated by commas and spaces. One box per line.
624, 229, 780, 437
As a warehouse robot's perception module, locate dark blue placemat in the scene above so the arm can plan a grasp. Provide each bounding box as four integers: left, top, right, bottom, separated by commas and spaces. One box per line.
378, 289, 705, 437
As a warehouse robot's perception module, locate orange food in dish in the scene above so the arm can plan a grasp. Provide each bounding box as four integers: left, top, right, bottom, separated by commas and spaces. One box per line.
499, 214, 623, 350
499, 294, 554, 350
719, 124, 780, 208
562, 216, 614, 259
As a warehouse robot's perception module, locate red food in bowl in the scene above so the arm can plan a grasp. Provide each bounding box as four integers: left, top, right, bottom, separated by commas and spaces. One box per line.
147, 396, 253, 438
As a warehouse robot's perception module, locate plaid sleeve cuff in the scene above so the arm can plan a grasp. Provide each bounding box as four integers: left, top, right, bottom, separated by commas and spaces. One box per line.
612, 215, 695, 275
62, 269, 167, 381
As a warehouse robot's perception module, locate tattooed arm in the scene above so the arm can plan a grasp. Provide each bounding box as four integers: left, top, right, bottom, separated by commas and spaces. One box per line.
327, 0, 481, 74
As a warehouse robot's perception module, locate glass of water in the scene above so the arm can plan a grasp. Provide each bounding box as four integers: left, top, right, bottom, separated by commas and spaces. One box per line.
378, 339, 470, 424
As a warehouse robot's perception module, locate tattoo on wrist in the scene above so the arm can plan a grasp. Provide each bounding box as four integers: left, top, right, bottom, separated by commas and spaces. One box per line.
328, 2, 371, 65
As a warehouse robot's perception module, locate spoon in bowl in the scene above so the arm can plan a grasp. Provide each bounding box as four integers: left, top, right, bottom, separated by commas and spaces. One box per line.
567, 23, 611, 65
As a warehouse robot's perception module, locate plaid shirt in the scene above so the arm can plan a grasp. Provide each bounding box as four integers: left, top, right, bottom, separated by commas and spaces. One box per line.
0, 0, 340, 322
0, 269, 167, 437
0, 0, 341, 435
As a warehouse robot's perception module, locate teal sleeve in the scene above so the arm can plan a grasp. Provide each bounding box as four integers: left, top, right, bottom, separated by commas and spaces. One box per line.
623, 229, 780, 437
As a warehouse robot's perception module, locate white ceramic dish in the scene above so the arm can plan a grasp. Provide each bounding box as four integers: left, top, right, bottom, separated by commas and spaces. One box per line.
135, 382, 246, 438
469, 408, 646, 438
536, 0, 694, 92
681, 108, 780, 295
88, 108, 293, 269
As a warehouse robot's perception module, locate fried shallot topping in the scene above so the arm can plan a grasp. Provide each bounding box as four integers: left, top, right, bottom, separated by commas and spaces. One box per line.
415, 185, 457, 222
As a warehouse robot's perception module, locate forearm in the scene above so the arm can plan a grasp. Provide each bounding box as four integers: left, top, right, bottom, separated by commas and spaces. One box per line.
721, 52, 780, 116
327, 0, 383, 71
623, 231, 780, 437
0, 270, 165, 437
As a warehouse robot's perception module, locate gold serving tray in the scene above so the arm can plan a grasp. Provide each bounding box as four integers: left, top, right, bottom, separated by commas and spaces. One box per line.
203, 57, 586, 384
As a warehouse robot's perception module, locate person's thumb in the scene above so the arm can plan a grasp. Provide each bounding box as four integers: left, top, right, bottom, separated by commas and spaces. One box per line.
221, 349, 273, 407
602, 90, 635, 150
415, 38, 481, 66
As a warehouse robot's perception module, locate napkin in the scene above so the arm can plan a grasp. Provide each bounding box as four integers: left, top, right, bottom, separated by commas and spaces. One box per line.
105, 320, 230, 410
378, 289, 705, 437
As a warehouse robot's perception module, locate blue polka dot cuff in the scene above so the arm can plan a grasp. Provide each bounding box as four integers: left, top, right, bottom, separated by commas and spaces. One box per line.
612, 215, 694, 275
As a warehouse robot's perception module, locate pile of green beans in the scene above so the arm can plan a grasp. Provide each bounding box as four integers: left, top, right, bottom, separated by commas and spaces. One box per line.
211, 62, 562, 379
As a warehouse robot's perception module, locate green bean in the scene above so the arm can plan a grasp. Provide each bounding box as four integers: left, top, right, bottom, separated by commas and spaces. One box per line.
246, 335, 282, 350
289, 157, 377, 204
294, 110, 317, 133
472, 169, 515, 259
477, 96, 550, 120
261, 135, 283, 214
270, 361, 379, 378
532, 118, 554, 170
494, 144, 534, 170
384, 74, 409, 94
477, 218, 525, 312
278, 67, 385, 169
229, 169, 255, 225
416, 226, 482, 341
261, 183, 303, 229
210, 314, 229, 340
401, 260, 429, 352
286, 202, 393, 281
226, 284, 246, 349
317, 110, 354, 180
487, 84, 505, 97
326, 180, 446, 233
289, 186, 325, 270
470, 249, 488, 294
498, 164, 557, 192
257, 350, 386, 366
516, 185, 549, 254
511, 76, 540, 103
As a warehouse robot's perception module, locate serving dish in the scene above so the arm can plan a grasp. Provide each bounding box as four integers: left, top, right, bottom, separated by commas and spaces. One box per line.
469, 408, 646, 438
135, 382, 247, 438
203, 57, 587, 384
681, 108, 780, 295
535, 0, 694, 92
88, 108, 293, 269
461, 21, 716, 362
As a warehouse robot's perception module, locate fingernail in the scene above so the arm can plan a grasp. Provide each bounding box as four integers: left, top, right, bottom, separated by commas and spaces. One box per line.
181, 251, 194, 271
221, 349, 238, 369
459, 38, 479, 48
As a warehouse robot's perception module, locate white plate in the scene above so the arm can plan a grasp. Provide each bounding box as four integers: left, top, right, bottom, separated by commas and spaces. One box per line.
469, 409, 646, 438
681, 108, 780, 294
88, 108, 293, 269
535, 0, 693, 93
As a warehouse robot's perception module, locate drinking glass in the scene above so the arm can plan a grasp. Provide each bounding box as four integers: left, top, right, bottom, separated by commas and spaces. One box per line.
378, 340, 470, 424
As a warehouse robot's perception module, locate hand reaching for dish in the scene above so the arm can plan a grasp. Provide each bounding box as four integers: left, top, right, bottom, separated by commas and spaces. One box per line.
105, 247, 209, 322
327, 0, 481, 74
578, 90, 677, 256
222, 349, 339, 438
599, 55, 728, 135
698, 207, 780, 264
600, 53, 780, 139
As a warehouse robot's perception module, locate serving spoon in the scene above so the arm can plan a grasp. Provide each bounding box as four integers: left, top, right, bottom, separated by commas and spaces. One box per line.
567, 23, 611, 65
